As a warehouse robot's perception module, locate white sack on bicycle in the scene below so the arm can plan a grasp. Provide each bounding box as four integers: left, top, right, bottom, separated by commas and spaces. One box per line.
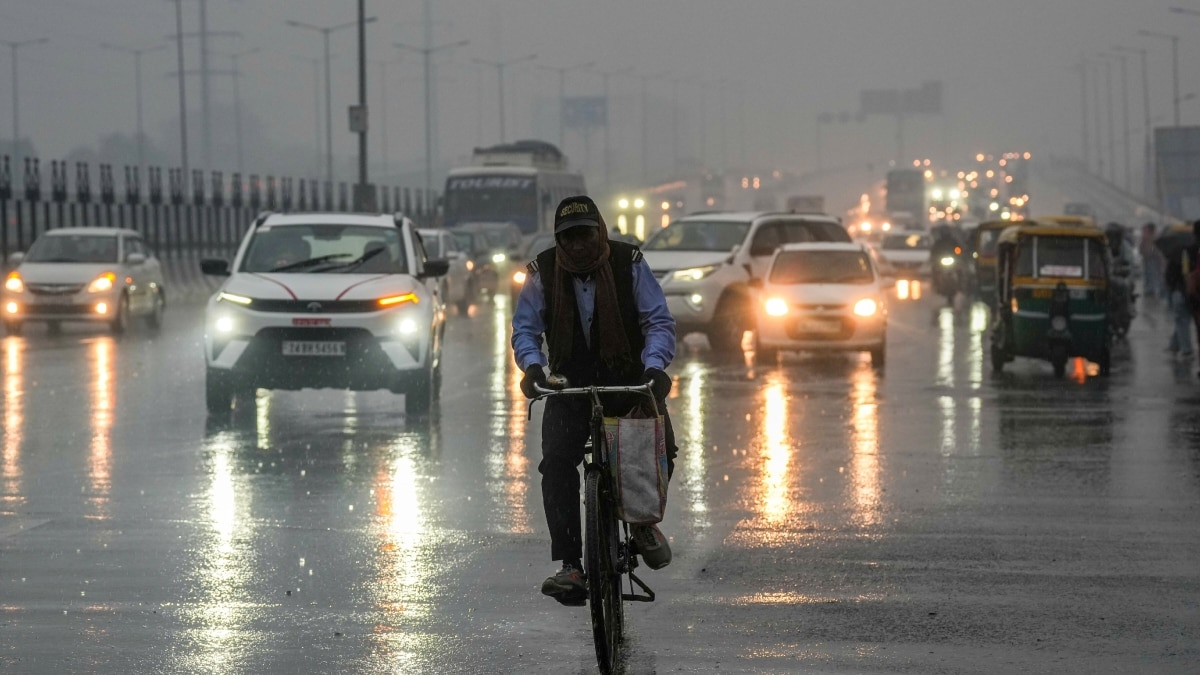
604, 405, 668, 524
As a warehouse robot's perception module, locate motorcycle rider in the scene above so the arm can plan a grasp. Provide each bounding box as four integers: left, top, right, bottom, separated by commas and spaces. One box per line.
929, 224, 966, 303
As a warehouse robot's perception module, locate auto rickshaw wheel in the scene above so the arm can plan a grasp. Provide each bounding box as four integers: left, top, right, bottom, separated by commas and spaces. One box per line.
1050, 346, 1069, 378
990, 343, 1006, 373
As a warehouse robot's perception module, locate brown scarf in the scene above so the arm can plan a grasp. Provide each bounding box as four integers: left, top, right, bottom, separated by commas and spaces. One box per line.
549, 215, 633, 370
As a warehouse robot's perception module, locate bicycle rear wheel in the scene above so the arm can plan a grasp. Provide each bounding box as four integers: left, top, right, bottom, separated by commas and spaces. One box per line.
585, 468, 623, 673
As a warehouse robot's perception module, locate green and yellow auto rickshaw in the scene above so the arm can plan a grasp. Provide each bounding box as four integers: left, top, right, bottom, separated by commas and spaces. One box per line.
971, 220, 1014, 308
990, 224, 1112, 377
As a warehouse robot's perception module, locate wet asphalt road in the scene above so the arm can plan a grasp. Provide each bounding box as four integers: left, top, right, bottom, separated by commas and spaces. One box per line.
1, 291, 1198, 674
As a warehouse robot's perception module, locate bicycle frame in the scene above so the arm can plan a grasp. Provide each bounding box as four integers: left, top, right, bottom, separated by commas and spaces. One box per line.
530, 381, 658, 673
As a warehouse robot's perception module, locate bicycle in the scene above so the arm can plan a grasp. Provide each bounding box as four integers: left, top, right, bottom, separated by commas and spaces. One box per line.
532, 380, 658, 675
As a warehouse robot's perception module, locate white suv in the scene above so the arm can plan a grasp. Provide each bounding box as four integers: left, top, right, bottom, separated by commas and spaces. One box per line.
641, 212, 851, 353
201, 213, 448, 417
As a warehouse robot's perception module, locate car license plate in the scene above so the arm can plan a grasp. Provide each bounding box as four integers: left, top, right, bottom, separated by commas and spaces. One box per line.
281, 341, 346, 357
39, 294, 76, 305
799, 318, 841, 334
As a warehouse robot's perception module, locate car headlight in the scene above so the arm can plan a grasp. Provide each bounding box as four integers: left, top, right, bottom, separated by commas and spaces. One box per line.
492, 253, 507, 264
618, 198, 630, 209
5, 301, 18, 315
764, 298, 789, 316
218, 291, 253, 305
853, 298, 878, 317
397, 318, 419, 334
513, 270, 527, 285
633, 198, 645, 209
88, 272, 116, 293
215, 316, 235, 333
940, 256, 956, 267
671, 265, 718, 282
4, 272, 23, 293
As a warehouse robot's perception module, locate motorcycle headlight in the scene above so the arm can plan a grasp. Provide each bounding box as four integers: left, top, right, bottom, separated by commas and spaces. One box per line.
491, 253, 507, 264
671, 265, 718, 282
853, 298, 878, 317
88, 272, 116, 293
940, 256, 956, 267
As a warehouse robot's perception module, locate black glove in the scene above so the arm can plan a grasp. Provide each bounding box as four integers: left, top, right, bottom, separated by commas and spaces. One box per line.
644, 367, 672, 401
520, 364, 548, 399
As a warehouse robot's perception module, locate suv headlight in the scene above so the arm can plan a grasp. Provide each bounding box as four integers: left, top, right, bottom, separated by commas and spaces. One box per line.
88, 272, 116, 293
671, 265, 718, 282
853, 298, 878, 317
218, 291, 253, 305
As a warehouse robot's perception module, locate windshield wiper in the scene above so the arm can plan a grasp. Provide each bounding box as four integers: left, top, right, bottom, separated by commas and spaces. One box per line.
269, 253, 353, 273
317, 247, 386, 273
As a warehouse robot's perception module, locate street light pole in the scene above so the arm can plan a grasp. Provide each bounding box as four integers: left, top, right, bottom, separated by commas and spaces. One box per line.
397, 39, 468, 197
1105, 51, 1132, 192
474, 54, 537, 144
536, 61, 593, 149
1114, 45, 1151, 198
288, 17, 374, 186
222, 48, 259, 175
101, 42, 167, 170
1099, 55, 1116, 184
4, 38, 49, 147
1139, 29, 1181, 126
172, 0, 189, 178
1076, 58, 1091, 172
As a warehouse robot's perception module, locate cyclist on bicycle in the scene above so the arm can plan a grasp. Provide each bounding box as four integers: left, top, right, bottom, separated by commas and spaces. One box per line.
512, 195, 678, 606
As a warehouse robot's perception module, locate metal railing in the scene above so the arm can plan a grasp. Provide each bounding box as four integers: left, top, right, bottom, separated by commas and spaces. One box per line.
0, 156, 439, 263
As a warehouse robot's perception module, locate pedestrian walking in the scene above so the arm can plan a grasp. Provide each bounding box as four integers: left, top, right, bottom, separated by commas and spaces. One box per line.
1161, 222, 1197, 359
1139, 222, 1164, 300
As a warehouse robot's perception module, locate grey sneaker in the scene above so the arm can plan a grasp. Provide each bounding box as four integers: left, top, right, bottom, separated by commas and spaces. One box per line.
540, 563, 586, 606
631, 524, 672, 570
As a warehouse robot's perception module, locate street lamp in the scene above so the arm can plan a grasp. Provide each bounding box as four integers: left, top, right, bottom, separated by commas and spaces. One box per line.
3, 38, 49, 147
590, 65, 634, 189
473, 54, 537, 144
287, 16, 376, 185
536, 60, 594, 148
215, 47, 259, 175
396, 38, 468, 196
1113, 45, 1151, 198
100, 42, 167, 170
1138, 29, 1181, 127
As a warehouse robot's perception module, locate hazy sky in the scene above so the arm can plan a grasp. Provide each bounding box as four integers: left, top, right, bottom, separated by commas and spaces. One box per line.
1, 1, 1195, 190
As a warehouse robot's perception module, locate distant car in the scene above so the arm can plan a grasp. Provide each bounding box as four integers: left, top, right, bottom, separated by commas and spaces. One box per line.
753, 242, 888, 367
877, 231, 932, 279
642, 211, 852, 354
509, 232, 557, 300
450, 222, 524, 300
2, 227, 166, 335
201, 212, 449, 417
417, 228, 474, 313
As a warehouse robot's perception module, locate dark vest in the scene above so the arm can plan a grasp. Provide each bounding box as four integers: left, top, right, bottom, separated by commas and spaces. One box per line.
535, 241, 646, 387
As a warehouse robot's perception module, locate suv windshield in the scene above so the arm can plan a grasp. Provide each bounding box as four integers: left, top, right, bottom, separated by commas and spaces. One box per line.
240, 225, 408, 274
25, 234, 119, 263
644, 220, 750, 251
882, 233, 931, 250
770, 250, 874, 285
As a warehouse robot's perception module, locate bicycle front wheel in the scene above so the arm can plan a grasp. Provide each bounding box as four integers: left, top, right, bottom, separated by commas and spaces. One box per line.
585, 468, 623, 673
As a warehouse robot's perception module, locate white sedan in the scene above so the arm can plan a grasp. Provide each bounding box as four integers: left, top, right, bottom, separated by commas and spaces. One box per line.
2, 227, 166, 335
753, 242, 888, 367
877, 231, 932, 280
201, 212, 448, 417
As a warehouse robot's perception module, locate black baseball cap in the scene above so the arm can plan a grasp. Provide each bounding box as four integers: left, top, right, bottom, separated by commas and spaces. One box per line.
554, 195, 601, 234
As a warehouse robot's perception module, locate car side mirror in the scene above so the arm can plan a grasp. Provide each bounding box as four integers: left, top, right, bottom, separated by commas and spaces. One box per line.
422, 258, 450, 278
201, 258, 230, 276
7, 252, 24, 266
126, 252, 147, 265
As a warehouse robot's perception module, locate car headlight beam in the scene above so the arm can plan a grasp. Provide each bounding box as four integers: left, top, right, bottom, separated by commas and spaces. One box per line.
853, 298, 878, 317
88, 272, 116, 294
764, 298, 789, 316
671, 265, 718, 282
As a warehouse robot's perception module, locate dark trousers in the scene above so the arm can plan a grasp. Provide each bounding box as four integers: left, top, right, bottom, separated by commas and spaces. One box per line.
539, 395, 678, 562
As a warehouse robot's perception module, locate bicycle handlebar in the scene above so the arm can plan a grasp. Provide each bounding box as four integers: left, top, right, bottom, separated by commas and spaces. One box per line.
533, 382, 654, 397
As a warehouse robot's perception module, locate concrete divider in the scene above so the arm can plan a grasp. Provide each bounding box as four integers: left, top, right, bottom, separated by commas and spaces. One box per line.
162, 255, 222, 305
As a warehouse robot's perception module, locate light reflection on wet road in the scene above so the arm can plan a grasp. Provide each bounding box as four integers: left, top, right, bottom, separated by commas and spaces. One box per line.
1, 293, 1198, 673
